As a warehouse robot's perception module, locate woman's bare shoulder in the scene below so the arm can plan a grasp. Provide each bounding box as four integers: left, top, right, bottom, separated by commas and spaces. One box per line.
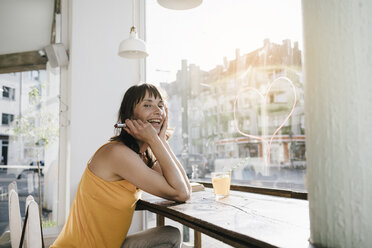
103, 142, 146, 171
100, 142, 135, 160
88, 142, 135, 180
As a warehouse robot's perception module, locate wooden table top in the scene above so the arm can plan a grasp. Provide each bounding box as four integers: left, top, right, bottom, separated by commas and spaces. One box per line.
136, 188, 310, 248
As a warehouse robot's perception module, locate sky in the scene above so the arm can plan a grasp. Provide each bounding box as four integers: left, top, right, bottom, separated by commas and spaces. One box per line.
146, 0, 303, 84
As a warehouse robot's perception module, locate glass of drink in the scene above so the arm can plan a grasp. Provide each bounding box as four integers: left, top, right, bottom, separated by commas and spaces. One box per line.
211, 171, 231, 199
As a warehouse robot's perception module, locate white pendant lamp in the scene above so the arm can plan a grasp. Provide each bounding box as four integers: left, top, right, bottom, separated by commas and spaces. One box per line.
118, 0, 148, 59
157, 0, 202, 10
118, 26, 148, 59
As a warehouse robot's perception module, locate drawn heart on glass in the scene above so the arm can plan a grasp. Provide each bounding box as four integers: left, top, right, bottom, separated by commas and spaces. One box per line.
233, 77, 297, 166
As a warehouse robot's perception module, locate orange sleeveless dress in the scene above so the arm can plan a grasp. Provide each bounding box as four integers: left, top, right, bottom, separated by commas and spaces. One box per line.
51, 144, 142, 248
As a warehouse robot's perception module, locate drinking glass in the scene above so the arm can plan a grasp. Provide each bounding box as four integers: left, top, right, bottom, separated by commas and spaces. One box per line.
211, 171, 231, 199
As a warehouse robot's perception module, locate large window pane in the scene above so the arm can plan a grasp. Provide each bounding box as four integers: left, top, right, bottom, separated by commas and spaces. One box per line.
0, 70, 60, 234
146, 1, 305, 192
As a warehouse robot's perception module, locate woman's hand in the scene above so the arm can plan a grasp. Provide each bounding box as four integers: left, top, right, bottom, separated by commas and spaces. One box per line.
124, 119, 158, 144
158, 105, 168, 141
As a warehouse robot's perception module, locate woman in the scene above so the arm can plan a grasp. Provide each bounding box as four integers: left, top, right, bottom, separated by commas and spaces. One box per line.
52, 83, 191, 248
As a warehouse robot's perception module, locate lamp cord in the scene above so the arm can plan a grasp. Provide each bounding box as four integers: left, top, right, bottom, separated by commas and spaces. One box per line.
132, 0, 135, 28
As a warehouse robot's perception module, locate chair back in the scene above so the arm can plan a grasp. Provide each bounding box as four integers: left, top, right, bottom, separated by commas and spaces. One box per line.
25, 195, 34, 209
24, 196, 43, 248
8, 181, 17, 193
8, 189, 22, 248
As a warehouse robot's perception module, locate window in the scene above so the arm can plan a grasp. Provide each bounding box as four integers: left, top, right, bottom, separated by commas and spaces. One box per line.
1, 139, 9, 165
2, 86, 16, 100
31, 70, 40, 81
146, 0, 305, 194
1, 113, 14, 125
0, 70, 60, 235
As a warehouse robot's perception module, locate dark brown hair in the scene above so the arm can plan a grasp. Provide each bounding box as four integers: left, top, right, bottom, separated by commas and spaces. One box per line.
110, 83, 164, 168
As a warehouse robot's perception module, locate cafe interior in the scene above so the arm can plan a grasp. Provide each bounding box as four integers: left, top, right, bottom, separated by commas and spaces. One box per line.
0, 0, 371, 247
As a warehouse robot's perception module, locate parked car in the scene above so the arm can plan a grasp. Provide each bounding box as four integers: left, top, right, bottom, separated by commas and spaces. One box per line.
16, 160, 45, 179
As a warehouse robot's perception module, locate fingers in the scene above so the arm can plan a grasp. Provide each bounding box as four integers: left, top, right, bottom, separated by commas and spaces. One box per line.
125, 119, 146, 128
124, 119, 156, 142
165, 105, 169, 116
159, 106, 169, 139
131, 119, 141, 129
124, 119, 133, 128
123, 119, 134, 135
163, 104, 168, 125
124, 119, 137, 136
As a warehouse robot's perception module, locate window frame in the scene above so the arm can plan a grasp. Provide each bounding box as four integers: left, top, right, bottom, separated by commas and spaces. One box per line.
2, 86, 16, 100
1, 113, 14, 125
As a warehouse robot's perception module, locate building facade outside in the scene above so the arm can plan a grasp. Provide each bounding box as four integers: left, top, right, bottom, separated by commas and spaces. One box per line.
0, 70, 60, 234
162, 39, 306, 190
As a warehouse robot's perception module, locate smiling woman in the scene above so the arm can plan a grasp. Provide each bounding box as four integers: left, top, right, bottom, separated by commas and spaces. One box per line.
51, 83, 191, 248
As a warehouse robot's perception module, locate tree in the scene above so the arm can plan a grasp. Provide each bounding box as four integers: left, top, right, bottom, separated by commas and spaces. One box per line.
8, 83, 59, 218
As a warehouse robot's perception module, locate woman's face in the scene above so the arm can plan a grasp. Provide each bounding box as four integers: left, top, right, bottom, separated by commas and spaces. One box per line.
132, 91, 166, 133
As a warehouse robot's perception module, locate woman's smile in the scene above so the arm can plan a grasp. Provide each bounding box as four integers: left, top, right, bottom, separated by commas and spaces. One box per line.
147, 118, 162, 129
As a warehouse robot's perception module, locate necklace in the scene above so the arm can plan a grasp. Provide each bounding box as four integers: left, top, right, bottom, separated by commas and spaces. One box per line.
138, 151, 146, 158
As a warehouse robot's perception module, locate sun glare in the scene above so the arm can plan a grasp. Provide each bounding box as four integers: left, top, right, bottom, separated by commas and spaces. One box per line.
146, 0, 303, 84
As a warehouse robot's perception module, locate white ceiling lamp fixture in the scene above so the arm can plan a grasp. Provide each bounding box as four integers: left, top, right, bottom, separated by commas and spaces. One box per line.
157, 0, 202, 10
118, 0, 148, 59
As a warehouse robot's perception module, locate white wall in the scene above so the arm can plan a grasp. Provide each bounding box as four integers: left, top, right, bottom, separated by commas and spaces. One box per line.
303, 0, 372, 247
67, 0, 142, 202
60, 0, 146, 228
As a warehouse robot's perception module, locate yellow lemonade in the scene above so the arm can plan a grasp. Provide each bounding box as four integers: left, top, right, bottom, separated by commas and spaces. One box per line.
211, 172, 231, 197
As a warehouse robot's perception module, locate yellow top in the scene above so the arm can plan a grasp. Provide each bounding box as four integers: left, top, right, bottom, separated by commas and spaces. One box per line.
51, 144, 141, 248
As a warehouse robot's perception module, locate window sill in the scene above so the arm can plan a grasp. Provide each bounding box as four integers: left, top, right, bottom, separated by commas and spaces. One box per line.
194, 180, 307, 200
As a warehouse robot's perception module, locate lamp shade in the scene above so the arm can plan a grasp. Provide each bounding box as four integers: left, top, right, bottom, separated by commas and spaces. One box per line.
118, 27, 148, 59
157, 0, 202, 10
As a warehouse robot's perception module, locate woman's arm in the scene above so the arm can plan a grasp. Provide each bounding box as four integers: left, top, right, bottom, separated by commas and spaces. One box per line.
146, 135, 190, 200
157, 106, 191, 192
161, 141, 191, 192
111, 119, 190, 202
